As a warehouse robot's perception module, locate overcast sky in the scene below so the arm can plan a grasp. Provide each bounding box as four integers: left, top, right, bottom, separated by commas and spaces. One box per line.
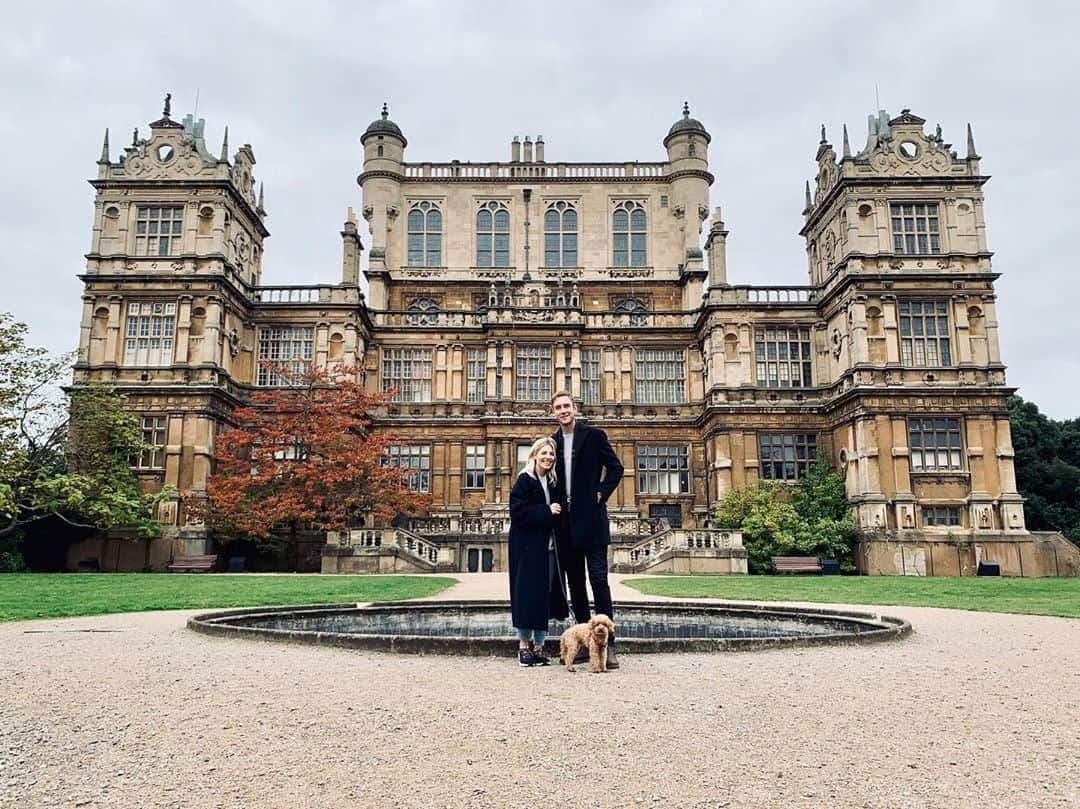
2, 1, 1077, 418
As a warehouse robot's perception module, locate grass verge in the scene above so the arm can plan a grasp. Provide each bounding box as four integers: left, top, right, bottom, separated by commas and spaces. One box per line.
622, 575, 1080, 618
0, 573, 456, 623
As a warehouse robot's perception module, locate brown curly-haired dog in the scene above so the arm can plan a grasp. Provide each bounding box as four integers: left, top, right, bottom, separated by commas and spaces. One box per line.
559, 615, 616, 673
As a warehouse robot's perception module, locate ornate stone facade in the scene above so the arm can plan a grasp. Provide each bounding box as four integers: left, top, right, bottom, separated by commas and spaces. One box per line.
73, 99, 1043, 574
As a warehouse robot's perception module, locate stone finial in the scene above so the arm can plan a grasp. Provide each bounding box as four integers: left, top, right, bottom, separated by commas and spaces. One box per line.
132, 127, 139, 146
842, 124, 851, 158
966, 123, 979, 159
257, 182, 265, 212
98, 129, 110, 164
820, 124, 827, 144
682, 101, 690, 118
804, 180, 812, 209
220, 126, 229, 162
381, 102, 389, 120
163, 93, 172, 118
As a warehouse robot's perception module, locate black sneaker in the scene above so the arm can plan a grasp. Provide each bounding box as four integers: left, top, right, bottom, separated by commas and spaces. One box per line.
518, 647, 538, 667
531, 644, 551, 666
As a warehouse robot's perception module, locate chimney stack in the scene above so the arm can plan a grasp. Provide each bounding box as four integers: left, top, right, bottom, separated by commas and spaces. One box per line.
523, 135, 533, 162
511, 136, 521, 162
536, 135, 545, 162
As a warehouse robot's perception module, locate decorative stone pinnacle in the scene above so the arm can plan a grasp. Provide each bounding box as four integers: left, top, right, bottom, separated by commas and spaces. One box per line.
132, 127, 139, 146
820, 124, 827, 144
381, 102, 389, 120
163, 93, 172, 118
682, 101, 690, 118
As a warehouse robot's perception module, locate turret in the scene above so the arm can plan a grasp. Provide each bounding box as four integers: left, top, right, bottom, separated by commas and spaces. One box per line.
341, 207, 363, 286
664, 102, 712, 286
359, 103, 407, 307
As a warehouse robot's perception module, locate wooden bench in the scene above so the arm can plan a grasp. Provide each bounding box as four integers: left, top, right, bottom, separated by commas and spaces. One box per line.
166, 554, 218, 573
771, 556, 823, 574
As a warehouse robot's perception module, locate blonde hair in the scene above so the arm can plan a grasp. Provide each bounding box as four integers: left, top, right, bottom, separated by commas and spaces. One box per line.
520, 436, 558, 484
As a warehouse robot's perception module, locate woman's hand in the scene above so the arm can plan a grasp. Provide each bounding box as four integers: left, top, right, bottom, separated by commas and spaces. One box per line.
550, 503, 562, 516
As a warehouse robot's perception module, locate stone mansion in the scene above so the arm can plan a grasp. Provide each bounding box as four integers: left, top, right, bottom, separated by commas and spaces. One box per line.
72, 98, 1073, 576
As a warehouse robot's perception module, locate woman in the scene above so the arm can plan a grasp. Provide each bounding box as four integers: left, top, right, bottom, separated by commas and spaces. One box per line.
508, 436, 570, 666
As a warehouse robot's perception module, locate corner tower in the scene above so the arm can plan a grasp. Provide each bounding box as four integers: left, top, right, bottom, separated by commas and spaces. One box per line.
663, 102, 713, 306
800, 109, 1024, 543
76, 95, 269, 549
359, 103, 407, 309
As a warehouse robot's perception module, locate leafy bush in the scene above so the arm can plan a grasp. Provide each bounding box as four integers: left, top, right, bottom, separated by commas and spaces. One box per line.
714, 458, 856, 573
0, 529, 26, 572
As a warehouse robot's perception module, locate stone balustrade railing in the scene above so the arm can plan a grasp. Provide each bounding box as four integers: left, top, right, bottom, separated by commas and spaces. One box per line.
254, 285, 337, 304
613, 527, 744, 567
712, 285, 816, 305
402, 162, 667, 180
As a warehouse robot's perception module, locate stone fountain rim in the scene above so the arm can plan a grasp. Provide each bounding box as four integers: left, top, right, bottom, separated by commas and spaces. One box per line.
187, 599, 912, 654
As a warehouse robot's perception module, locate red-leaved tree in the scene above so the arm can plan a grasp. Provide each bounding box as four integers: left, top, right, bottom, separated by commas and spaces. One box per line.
201, 366, 430, 544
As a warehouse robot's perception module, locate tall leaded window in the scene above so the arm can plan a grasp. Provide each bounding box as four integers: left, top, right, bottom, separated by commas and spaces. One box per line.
890, 203, 941, 254
612, 200, 647, 267
759, 434, 817, 481
464, 444, 485, 490
544, 202, 578, 267
754, 327, 812, 388
476, 201, 510, 267
386, 444, 431, 492
581, 348, 601, 405
123, 302, 175, 366
256, 326, 314, 386
407, 202, 442, 267
466, 348, 487, 403
515, 345, 552, 401
134, 415, 167, 470
135, 206, 184, 256
405, 296, 439, 325
909, 417, 962, 472
382, 348, 433, 402
899, 301, 952, 366
635, 349, 685, 404
636, 445, 690, 494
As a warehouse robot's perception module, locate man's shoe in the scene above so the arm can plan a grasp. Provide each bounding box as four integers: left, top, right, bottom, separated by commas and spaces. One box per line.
518, 647, 538, 667
572, 646, 589, 665
606, 644, 620, 670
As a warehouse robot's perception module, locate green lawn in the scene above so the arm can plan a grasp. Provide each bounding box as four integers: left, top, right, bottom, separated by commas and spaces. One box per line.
0, 573, 457, 623
623, 575, 1080, 618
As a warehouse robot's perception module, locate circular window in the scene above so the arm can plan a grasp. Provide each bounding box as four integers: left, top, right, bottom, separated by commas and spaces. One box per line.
156, 144, 175, 163
897, 141, 919, 160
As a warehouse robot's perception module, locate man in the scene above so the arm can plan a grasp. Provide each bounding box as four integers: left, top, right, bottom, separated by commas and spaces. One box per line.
550, 390, 624, 668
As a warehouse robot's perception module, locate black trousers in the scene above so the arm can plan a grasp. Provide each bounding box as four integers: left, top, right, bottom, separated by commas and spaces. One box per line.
561, 543, 613, 625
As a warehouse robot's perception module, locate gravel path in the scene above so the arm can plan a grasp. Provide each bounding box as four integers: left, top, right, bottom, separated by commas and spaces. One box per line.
1, 574, 1077, 808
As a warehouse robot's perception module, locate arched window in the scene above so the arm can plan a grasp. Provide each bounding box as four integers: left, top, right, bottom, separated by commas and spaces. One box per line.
476, 201, 510, 267
544, 202, 578, 267
406, 296, 440, 325
614, 297, 649, 326
612, 201, 647, 267
407, 202, 442, 267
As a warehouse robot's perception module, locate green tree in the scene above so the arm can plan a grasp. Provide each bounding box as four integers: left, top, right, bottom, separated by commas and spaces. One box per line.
0, 312, 163, 545
714, 458, 855, 573
1007, 396, 1080, 542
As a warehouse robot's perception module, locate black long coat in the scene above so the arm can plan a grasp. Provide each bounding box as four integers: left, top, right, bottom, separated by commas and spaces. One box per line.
508, 472, 570, 630
551, 422, 624, 549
